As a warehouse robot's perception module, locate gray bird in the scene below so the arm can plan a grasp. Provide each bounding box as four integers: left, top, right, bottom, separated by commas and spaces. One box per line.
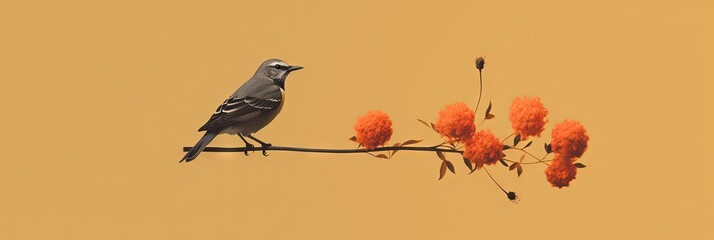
181, 59, 303, 162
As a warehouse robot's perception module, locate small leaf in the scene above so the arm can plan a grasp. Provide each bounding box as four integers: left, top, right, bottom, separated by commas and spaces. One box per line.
513, 134, 521, 146
485, 101, 493, 117
349, 136, 357, 142
417, 119, 430, 128
523, 141, 533, 149
445, 161, 456, 174
517, 165, 523, 177
391, 142, 402, 156
520, 154, 526, 162
439, 161, 447, 180
485, 113, 495, 120
544, 143, 552, 154
574, 163, 587, 168
436, 150, 447, 161
499, 159, 508, 167
509, 162, 519, 171
402, 139, 423, 146
375, 154, 389, 159
430, 122, 437, 131
463, 157, 473, 170
502, 145, 511, 150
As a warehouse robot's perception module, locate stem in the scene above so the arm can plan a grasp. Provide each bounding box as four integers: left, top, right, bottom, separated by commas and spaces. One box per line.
503, 158, 553, 165
501, 133, 514, 144
474, 69, 483, 114
483, 167, 507, 194
183, 145, 464, 154
504, 148, 550, 166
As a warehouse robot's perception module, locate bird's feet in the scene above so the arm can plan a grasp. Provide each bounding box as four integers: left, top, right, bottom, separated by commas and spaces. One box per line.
260, 143, 272, 156
244, 143, 254, 156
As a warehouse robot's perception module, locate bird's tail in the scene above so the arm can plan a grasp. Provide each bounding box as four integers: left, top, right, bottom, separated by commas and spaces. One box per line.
181, 131, 219, 163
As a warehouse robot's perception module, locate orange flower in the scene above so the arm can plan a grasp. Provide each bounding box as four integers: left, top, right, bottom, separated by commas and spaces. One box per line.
354, 111, 393, 150
464, 130, 504, 169
435, 102, 476, 142
551, 120, 589, 158
545, 154, 577, 188
509, 96, 548, 138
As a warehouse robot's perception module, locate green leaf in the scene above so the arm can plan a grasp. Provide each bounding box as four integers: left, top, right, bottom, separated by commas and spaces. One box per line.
523, 141, 533, 149
463, 157, 473, 170
402, 139, 423, 146
544, 143, 552, 154
439, 161, 447, 180
574, 163, 587, 168
502, 145, 511, 150
499, 159, 508, 167
514, 134, 521, 146
349, 136, 357, 142
436, 150, 447, 161
445, 161, 455, 174
517, 165, 523, 177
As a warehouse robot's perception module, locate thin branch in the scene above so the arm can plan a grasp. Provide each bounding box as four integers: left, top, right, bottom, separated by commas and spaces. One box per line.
183, 145, 464, 154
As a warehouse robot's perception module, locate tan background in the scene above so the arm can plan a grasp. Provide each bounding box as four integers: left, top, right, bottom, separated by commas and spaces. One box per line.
1, 0, 712, 239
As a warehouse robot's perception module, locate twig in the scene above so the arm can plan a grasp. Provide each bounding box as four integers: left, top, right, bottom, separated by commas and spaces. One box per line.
183, 145, 464, 154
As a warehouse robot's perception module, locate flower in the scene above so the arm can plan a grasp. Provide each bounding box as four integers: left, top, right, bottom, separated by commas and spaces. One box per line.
435, 102, 476, 142
354, 111, 393, 150
464, 130, 504, 169
509, 96, 548, 139
475, 57, 485, 70
551, 120, 589, 158
545, 154, 577, 188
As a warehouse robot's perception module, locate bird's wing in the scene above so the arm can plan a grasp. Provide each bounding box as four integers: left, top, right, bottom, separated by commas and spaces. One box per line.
198, 84, 282, 132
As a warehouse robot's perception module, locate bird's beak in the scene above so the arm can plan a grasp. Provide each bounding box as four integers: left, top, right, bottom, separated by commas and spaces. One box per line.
287, 65, 303, 72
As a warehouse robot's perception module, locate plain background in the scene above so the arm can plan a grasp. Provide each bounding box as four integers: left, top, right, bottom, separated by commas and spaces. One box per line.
1, 0, 712, 239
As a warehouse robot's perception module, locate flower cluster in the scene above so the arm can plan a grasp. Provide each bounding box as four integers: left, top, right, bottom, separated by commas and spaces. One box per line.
354, 111, 393, 150
434, 102, 476, 143
464, 130, 504, 169
544, 154, 577, 188
509, 96, 548, 139
545, 120, 589, 188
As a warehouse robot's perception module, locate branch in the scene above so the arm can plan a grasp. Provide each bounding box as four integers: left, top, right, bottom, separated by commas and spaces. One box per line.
182, 145, 463, 154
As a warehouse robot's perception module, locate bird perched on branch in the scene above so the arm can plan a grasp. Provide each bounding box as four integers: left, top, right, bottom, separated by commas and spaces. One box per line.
181, 59, 303, 162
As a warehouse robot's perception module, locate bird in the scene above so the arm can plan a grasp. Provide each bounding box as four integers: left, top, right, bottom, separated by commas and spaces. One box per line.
181, 59, 303, 162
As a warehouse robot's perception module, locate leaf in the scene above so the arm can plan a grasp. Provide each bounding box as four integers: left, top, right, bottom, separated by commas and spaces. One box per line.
485, 113, 495, 120
574, 163, 587, 168
513, 134, 521, 146
349, 136, 357, 142
391, 142, 402, 156
463, 157, 473, 170
430, 122, 437, 131
439, 161, 447, 180
502, 145, 511, 150
523, 141, 533, 149
544, 143, 552, 154
402, 139, 423, 146
417, 119, 430, 128
517, 165, 523, 177
499, 159, 508, 167
436, 150, 447, 161
520, 154, 526, 162
375, 154, 389, 159
445, 161, 456, 174
508, 163, 517, 171
485, 101, 493, 117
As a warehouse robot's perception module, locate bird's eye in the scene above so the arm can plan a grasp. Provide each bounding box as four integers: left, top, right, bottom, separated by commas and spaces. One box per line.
274, 65, 283, 70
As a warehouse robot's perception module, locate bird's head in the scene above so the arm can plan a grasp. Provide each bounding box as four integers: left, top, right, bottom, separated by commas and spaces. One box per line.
256, 58, 303, 89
